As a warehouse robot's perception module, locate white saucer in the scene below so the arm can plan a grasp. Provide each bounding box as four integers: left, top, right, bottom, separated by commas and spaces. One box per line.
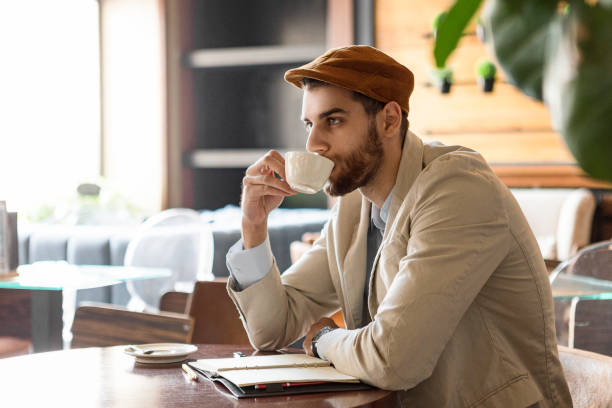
124, 343, 198, 364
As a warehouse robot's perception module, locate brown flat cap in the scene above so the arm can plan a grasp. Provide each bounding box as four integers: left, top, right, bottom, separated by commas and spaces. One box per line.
284, 45, 414, 114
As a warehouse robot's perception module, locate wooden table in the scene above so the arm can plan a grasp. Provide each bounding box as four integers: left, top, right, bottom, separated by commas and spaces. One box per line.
0, 344, 396, 407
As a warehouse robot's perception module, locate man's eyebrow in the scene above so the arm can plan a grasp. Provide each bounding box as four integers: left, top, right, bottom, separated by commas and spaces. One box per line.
302, 108, 348, 122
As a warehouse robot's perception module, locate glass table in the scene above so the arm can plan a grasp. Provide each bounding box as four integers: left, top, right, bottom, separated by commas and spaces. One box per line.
551, 272, 612, 349
551, 272, 612, 300
0, 261, 171, 352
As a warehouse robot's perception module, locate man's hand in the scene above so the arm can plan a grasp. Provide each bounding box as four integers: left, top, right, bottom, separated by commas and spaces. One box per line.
241, 150, 295, 248
303, 317, 338, 356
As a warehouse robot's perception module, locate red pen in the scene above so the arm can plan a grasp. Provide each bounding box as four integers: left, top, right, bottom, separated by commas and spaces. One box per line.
282, 381, 327, 388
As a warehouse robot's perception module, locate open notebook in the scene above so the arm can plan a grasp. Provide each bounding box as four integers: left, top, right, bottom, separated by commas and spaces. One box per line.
188, 353, 371, 398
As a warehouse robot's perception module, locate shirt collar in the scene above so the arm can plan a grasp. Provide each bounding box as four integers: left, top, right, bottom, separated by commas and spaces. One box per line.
371, 188, 394, 231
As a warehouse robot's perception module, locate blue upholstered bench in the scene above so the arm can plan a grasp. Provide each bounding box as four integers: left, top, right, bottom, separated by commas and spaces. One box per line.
17, 205, 329, 306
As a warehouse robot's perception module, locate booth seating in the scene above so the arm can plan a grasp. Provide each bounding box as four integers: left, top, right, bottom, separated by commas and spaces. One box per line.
17, 206, 329, 307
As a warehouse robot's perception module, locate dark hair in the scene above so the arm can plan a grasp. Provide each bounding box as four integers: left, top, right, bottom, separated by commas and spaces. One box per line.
301, 77, 409, 141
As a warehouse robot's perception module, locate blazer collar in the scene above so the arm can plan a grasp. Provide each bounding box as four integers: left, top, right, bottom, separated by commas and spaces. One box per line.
376, 129, 424, 235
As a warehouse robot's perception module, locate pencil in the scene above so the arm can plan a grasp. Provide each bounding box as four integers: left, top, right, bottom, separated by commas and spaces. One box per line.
182, 363, 199, 381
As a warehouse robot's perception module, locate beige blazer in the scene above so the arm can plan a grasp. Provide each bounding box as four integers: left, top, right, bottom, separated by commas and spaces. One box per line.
228, 131, 572, 407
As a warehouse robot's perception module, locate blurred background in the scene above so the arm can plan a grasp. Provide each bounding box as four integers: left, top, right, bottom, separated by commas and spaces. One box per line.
1, 0, 612, 364
0, 0, 610, 228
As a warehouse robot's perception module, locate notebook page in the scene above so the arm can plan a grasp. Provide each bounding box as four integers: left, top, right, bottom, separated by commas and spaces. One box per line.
192, 354, 330, 374
221, 365, 361, 387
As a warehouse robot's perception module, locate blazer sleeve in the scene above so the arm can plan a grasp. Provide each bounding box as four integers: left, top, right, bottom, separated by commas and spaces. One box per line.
226, 218, 340, 350
321, 156, 512, 390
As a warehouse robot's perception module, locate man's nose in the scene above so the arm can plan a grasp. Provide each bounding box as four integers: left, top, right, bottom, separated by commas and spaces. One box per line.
306, 125, 328, 154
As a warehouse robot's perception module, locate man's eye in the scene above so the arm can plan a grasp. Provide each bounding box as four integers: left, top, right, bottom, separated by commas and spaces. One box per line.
304, 122, 312, 132
328, 117, 341, 125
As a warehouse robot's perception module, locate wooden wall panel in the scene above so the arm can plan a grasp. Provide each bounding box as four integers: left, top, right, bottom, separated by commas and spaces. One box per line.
410, 83, 552, 135
424, 132, 574, 164
374, 0, 589, 177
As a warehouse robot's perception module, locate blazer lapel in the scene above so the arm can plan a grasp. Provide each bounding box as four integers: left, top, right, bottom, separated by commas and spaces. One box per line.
333, 192, 370, 329
367, 130, 425, 315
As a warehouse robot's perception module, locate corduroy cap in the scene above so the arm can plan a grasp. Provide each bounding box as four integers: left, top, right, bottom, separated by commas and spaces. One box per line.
284, 45, 414, 114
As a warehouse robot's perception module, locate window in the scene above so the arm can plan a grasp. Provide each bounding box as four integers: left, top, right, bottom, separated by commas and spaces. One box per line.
0, 0, 101, 215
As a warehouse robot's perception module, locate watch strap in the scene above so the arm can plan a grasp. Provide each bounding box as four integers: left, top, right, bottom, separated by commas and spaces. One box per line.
311, 326, 335, 359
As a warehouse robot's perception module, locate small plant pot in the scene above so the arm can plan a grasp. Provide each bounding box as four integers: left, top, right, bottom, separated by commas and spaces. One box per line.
478, 77, 495, 92
440, 78, 452, 94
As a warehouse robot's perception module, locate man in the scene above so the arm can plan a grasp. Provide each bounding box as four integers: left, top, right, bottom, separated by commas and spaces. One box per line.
226, 46, 572, 407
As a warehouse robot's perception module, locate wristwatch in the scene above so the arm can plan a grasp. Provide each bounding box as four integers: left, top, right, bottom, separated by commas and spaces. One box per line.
311, 326, 335, 359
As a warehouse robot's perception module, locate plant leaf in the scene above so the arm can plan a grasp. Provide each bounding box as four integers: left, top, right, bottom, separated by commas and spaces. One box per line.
434, 0, 483, 68
543, 2, 612, 181
481, 0, 557, 100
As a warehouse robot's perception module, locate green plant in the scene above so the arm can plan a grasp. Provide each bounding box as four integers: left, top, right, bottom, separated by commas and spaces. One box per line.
476, 58, 497, 78
433, 0, 612, 182
432, 11, 448, 31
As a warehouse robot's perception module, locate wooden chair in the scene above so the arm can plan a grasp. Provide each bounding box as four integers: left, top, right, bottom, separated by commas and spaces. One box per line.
559, 345, 612, 407
71, 303, 193, 348
71, 279, 250, 348
186, 280, 250, 345
0, 337, 31, 358
0, 289, 32, 358
159, 291, 190, 314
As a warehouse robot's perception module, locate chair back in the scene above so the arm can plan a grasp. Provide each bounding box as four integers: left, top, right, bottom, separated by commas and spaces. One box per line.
186, 280, 250, 345
569, 241, 612, 280
71, 302, 193, 348
550, 240, 612, 282
559, 345, 612, 408
124, 208, 214, 312
160, 291, 190, 314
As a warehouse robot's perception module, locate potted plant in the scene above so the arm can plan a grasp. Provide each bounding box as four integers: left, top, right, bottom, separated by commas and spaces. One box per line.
432, 11, 448, 40
433, 0, 612, 182
476, 58, 496, 92
430, 66, 453, 94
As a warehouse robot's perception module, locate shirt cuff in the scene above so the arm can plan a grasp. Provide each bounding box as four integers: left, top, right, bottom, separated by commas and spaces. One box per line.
226, 236, 274, 291
314, 329, 338, 361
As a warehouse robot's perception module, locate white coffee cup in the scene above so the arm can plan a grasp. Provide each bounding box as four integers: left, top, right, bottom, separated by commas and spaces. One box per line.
285, 151, 334, 194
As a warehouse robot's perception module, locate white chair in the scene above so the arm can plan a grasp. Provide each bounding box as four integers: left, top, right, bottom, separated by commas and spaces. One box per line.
510, 188, 596, 262
124, 208, 214, 312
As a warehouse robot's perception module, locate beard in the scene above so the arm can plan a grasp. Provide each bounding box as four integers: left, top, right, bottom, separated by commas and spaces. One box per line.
324, 118, 383, 197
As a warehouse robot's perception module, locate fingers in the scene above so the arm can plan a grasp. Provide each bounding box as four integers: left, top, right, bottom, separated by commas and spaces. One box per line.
302, 317, 338, 357
244, 150, 295, 196
242, 173, 295, 197
246, 150, 288, 181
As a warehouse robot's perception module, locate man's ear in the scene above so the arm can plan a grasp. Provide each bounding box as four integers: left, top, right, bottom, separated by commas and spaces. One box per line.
382, 101, 402, 136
